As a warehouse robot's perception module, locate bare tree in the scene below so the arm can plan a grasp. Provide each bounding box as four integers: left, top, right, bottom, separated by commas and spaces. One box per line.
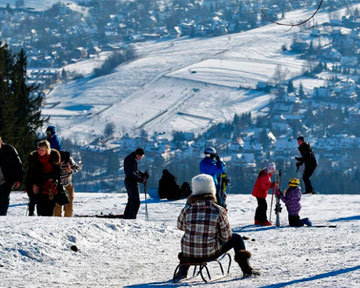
261, 0, 324, 27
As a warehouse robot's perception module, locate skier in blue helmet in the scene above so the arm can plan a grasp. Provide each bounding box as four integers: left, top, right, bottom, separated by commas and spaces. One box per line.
46, 125, 62, 151
199, 147, 226, 207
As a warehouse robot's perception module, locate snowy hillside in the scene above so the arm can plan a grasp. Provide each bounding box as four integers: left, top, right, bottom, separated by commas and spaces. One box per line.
43, 7, 333, 143
0, 0, 85, 10
2, 192, 360, 287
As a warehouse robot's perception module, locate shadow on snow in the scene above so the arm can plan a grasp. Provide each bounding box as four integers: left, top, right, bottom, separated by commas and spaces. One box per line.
232, 224, 281, 233
123, 277, 240, 287
330, 215, 360, 222
258, 265, 360, 288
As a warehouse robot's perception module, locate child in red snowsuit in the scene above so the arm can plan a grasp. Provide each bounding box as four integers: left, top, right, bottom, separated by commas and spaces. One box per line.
252, 162, 276, 226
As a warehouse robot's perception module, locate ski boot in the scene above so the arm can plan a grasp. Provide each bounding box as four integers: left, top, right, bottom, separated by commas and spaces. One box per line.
302, 218, 312, 226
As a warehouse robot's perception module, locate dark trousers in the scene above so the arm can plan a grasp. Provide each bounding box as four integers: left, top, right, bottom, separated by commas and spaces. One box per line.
303, 165, 316, 193
218, 234, 246, 255
37, 194, 55, 216
255, 197, 268, 222
27, 190, 39, 216
124, 179, 140, 219
0, 183, 12, 216
288, 214, 304, 227
179, 234, 246, 273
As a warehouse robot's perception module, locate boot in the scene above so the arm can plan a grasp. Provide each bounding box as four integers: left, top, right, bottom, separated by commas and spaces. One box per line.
235, 250, 260, 277
173, 265, 189, 283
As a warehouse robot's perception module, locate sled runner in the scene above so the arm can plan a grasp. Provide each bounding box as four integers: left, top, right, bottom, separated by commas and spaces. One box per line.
173, 252, 232, 283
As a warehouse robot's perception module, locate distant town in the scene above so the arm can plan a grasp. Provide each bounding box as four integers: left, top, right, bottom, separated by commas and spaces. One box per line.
2, 0, 360, 193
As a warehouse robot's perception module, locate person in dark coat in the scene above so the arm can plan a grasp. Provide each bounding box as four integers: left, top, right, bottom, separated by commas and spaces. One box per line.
46, 125, 62, 151
295, 136, 317, 194
276, 178, 312, 227
158, 169, 191, 200
122, 148, 147, 219
26, 140, 61, 216
0, 137, 23, 215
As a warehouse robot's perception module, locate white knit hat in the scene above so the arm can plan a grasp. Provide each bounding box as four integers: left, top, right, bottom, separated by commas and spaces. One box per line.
267, 162, 276, 173
191, 174, 216, 196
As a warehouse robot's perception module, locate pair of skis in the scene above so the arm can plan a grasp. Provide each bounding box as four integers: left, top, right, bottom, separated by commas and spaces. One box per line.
269, 169, 282, 227
76, 183, 149, 220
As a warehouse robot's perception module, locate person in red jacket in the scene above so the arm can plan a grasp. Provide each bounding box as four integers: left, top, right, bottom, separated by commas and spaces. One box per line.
252, 162, 276, 226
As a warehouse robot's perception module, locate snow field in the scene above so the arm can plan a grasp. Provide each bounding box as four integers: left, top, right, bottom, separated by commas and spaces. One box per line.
1, 192, 360, 287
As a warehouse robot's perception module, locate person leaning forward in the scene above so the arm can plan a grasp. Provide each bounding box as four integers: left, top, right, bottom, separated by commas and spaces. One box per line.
295, 136, 317, 194
122, 148, 147, 219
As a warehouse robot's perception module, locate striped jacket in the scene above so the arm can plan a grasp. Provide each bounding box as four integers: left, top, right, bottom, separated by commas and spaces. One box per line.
60, 157, 81, 186
177, 194, 232, 259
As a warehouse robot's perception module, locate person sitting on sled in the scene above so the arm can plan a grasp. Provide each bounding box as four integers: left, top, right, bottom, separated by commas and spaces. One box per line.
174, 174, 259, 282
276, 178, 312, 227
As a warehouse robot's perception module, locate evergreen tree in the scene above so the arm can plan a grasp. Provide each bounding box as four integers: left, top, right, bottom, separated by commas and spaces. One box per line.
287, 80, 295, 93
0, 45, 46, 178
298, 82, 305, 99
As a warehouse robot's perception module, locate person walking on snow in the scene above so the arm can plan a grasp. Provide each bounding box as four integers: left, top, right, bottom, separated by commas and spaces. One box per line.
46, 125, 62, 152
26, 140, 61, 216
53, 151, 81, 217
122, 148, 148, 219
0, 137, 23, 215
199, 147, 226, 207
252, 162, 276, 226
276, 178, 312, 227
295, 136, 317, 194
174, 174, 259, 282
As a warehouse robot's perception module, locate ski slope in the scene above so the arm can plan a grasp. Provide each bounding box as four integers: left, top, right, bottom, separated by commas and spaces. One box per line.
43, 7, 339, 143
2, 192, 360, 287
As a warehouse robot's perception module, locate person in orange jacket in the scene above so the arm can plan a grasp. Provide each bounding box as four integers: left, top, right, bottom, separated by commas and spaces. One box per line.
252, 162, 276, 226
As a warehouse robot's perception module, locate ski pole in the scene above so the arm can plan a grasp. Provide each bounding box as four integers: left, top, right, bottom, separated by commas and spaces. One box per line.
269, 171, 277, 222
275, 170, 282, 227
144, 183, 149, 221
269, 172, 276, 222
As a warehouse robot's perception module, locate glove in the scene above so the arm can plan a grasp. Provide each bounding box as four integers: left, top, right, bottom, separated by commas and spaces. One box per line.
215, 153, 220, 161
276, 189, 281, 196
295, 157, 301, 161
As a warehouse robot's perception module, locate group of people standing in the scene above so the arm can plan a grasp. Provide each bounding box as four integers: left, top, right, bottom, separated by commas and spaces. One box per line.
172, 136, 317, 281
0, 125, 81, 217
119, 137, 317, 282
1, 129, 318, 281
252, 135, 317, 227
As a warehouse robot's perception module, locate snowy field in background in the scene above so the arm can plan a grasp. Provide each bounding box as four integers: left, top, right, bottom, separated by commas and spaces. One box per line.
0, 0, 85, 10
43, 7, 340, 143
2, 192, 360, 287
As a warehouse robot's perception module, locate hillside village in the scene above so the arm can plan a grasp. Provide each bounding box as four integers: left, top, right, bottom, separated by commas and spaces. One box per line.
0, 0, 346, 89
2, 0, 360, 193
72, 3, 360, 194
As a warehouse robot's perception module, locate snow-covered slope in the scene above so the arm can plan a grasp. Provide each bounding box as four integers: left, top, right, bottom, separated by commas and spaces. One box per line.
0, 0, 85, 10
2, 192, 360, 287
44, 8, 334, 143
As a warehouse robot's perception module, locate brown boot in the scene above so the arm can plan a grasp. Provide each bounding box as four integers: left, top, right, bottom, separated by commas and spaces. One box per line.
234, 250, 260, 277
